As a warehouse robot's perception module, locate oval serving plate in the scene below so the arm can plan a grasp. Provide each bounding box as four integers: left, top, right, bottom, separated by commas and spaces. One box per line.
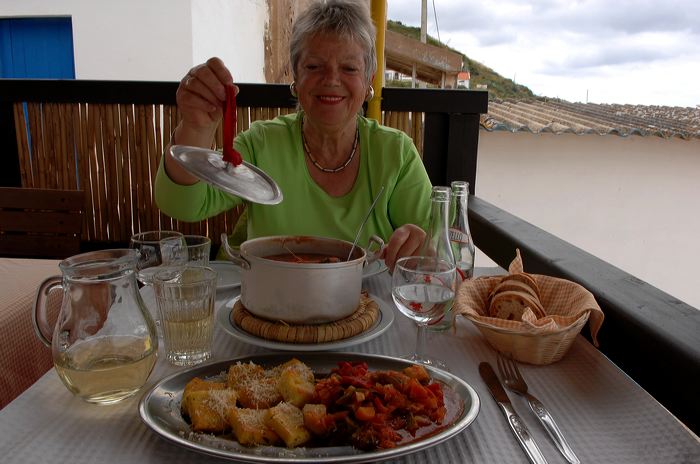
139, 352, 480, 463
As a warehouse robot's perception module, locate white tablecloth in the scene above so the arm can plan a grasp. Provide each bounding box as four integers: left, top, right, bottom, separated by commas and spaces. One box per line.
0, 269, 698, 463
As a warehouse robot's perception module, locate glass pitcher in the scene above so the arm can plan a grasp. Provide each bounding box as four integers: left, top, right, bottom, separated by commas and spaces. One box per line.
33, 249, 158, 404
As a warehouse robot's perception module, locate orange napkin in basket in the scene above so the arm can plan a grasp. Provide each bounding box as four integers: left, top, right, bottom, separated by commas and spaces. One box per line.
454, 250, 604, 346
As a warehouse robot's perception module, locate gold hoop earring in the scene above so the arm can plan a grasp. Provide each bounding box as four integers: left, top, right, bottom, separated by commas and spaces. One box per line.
365, 85, 375, 102
290, 82, 297, 98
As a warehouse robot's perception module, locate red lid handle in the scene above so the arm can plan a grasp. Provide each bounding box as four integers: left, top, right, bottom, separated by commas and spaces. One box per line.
223, 84, 243, 166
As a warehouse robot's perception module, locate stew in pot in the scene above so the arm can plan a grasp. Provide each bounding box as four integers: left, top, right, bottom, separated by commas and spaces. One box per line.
264, 253, 342, 264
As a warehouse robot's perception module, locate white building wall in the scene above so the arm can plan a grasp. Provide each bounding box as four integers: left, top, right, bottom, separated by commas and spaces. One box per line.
476, 131, 700, 309
0, 0, 267, 82
191, 0, 266, 83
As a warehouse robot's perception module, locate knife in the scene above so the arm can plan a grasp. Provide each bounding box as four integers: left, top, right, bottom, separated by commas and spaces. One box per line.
479, 362, 548, 464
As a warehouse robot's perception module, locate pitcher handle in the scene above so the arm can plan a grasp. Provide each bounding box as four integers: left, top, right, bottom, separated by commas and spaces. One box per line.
33, 275, 63, 347
365, 235, 384, 265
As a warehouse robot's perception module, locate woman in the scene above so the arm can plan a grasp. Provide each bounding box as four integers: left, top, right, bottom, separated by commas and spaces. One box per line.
155, 0, 432, 271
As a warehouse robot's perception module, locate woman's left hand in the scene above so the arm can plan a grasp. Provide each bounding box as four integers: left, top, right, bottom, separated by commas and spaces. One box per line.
382, 224, 427, 272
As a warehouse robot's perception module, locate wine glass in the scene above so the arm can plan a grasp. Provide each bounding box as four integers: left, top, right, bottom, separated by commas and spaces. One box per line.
392, 256, 457, 370
129, 231, 187, 286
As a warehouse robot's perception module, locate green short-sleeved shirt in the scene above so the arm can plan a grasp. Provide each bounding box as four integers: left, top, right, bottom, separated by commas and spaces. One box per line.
155, 113, 432, 248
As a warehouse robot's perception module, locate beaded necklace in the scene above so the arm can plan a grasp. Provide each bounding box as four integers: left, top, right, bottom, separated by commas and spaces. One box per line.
301, 119, 359, 174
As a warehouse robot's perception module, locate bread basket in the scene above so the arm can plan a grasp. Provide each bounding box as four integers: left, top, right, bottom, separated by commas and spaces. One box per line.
454, 252, 604, 365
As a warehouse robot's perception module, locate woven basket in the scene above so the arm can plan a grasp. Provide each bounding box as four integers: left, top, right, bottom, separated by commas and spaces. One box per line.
466, 310, 590, 365
454, 270, 604, 365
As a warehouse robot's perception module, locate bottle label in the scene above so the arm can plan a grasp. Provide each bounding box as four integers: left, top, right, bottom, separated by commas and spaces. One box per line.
448, 228, 470, 244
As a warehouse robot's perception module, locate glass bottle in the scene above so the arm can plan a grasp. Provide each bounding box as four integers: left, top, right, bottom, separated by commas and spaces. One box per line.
420, 186, 456, 331
449, 181, 476, 281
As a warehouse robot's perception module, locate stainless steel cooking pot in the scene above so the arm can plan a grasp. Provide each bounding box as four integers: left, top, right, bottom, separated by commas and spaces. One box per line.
220, 234, 384, 324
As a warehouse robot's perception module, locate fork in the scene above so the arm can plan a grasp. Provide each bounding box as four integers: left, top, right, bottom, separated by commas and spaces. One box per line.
497, 354, 581, 464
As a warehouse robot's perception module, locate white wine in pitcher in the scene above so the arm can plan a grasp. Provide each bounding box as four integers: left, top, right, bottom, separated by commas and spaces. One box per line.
54, 336, 156, 404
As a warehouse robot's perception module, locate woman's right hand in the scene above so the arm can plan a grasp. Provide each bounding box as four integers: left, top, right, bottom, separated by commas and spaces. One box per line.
175, 57, 236, 139
165, 58, 236, 184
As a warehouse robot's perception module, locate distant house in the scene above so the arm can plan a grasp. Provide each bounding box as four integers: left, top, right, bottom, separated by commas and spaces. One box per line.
457, 71, 470, 89
384, 29, 463, 88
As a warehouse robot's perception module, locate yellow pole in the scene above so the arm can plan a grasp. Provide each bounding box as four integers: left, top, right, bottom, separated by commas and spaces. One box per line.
368, 0, 386, 121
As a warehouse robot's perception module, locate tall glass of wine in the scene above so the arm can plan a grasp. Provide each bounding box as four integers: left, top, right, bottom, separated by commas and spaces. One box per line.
392, 256, 457, 370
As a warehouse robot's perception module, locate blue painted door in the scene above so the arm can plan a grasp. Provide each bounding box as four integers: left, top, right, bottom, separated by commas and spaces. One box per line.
0, 17, 75, 78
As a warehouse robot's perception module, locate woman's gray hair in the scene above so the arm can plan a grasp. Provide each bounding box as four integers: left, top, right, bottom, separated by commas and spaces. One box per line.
290, 0, 377, 84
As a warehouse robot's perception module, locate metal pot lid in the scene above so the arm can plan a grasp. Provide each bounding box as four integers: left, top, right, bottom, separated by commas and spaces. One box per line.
169, 145, 283, 205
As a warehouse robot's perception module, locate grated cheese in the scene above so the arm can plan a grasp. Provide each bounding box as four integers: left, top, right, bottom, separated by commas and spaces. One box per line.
203, 389, 237, 419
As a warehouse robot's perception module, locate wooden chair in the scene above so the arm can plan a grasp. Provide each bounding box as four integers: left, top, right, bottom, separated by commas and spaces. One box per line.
0, 187, 84, 259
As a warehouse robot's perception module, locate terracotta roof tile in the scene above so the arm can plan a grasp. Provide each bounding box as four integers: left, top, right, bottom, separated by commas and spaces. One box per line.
481, 100, 700, 140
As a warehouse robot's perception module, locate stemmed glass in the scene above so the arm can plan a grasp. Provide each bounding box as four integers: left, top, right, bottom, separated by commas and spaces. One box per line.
391, 256, 457, 370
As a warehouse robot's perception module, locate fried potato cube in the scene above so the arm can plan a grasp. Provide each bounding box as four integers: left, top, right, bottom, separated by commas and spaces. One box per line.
228, 407, 280, 447
227, 362, 265, 389
277, 358, 314, 381
266, 402, 312, 448
228, 362, 282, 409
236, 375, 282, 409
181, 377, 237, 433
278, 361, 316, 407
302, 403, 334, 436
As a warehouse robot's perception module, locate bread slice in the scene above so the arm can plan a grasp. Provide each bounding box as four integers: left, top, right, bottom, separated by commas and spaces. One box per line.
489, 279, 539, 301
502, 272, 541, 298
489, 290, 546, 321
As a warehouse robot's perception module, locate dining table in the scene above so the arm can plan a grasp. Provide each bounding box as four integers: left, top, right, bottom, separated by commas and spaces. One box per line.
0, 258, 698, 463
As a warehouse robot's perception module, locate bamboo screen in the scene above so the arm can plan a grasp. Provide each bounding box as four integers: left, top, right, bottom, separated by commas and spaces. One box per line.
12, 102, 423, 246
382, 110, 424, 158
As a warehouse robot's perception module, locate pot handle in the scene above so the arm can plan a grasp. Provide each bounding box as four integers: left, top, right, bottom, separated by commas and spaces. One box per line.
219, 233, 251, 270
33, 275, 63, 347
365, 235, 384, 265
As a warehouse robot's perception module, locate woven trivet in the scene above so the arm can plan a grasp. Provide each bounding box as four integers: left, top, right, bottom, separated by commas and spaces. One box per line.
231, 294, 380, 344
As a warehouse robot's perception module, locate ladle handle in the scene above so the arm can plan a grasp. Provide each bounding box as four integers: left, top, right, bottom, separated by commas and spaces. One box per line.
347, 185, 385, 261
33, 275, 63, 347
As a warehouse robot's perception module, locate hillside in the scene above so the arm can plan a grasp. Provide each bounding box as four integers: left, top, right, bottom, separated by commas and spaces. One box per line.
387, 20, 536, 100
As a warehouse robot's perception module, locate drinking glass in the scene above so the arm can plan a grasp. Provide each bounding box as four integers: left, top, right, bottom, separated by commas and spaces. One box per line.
161, 234, 211, 267
152, 265, 217, 366
129, 231, 187, 285
391, 256, 457, 370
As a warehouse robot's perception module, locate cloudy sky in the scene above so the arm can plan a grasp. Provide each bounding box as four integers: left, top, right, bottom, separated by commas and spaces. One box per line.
387, 0, 700, 107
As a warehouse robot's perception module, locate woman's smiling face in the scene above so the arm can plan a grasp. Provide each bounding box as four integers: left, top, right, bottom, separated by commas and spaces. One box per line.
295, 32, 370, 131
